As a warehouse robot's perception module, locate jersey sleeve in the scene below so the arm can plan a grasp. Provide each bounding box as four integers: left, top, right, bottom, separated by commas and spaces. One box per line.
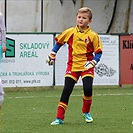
93, 33, 102, 54
52, 43, 61, 53
55, 28, 74, 46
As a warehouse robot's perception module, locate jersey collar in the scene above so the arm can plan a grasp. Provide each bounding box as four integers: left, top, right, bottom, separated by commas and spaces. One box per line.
76, 25, 90, 33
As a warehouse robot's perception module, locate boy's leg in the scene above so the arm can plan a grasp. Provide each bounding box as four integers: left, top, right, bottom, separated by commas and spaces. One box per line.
51, 77, 76, 125
82, 76, 93, 122
57, 77, 75, 119
82, 76, 93, 113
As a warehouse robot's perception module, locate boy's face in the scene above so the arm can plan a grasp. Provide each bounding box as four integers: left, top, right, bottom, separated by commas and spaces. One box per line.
76, 12, 92, 30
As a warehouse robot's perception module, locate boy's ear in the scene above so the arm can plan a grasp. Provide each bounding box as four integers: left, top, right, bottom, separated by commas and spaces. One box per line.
88, 19, 92, 24
90, 19, 92, 23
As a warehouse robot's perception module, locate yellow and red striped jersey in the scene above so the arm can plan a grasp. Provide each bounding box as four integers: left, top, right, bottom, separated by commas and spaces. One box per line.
55, 26, 102, 71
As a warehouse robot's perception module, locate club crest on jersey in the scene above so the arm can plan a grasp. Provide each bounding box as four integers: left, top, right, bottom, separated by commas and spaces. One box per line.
85, 38, 89, 44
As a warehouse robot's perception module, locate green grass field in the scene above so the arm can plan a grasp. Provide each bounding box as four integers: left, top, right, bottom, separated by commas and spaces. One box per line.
0, 85, 133, 133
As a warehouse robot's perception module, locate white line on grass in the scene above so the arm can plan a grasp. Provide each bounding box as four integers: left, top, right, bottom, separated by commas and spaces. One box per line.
94, 93, 133, 96
6, 93, 133, 99
7, 96, 37, 99
46, 93, 133, 98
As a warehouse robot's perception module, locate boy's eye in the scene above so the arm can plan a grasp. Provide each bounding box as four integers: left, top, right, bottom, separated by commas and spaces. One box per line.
78, 16, 87, 19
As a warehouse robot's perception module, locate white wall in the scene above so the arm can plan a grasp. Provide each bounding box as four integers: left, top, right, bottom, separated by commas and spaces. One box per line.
0, 0, 133, 33
0, 1, 5, 14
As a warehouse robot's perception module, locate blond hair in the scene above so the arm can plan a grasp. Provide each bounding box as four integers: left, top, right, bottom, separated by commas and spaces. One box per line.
77, 7, 92, 20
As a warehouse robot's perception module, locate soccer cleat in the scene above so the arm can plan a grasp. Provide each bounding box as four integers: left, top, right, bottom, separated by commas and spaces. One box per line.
83, 113, 93, 123
50, 118, 64, 125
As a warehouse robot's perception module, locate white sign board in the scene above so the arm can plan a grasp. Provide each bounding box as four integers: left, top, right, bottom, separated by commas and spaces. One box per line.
1, 34, 54, 87
93, 35, 119, 85
55, 35, 119, 85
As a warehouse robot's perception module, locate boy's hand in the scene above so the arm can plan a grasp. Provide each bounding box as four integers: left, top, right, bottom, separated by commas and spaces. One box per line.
46, 52, 56, 66
84, 60, 97, 69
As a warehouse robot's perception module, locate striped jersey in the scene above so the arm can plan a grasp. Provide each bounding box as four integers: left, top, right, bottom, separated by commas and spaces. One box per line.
55, 26, 102, 71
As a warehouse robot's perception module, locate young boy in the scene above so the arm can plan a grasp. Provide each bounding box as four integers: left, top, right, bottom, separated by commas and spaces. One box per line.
46, 7, 102, 125
0, 12, 6, 110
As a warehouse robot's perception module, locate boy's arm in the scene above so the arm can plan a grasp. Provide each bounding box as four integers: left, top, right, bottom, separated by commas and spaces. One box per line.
84, 52, 102, 69
84, 33, 102, 70
46, 43, 61, 65
93, 51, 102, 62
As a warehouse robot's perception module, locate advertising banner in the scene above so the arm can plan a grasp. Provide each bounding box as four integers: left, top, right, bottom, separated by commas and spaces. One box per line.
1, 34, 54, 87
120, 34, 133, 84
93, 35, 119, 85
55, 35, 119, 85
1, 34, 120, 87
